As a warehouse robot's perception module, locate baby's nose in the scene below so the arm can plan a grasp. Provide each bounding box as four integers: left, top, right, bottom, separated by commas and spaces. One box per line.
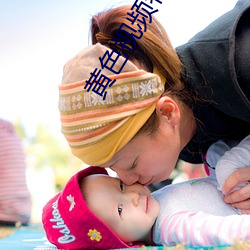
126, 191, 140, 206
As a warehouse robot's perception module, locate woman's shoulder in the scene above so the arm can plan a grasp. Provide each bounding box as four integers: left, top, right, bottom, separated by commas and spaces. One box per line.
176, 0, 250, 123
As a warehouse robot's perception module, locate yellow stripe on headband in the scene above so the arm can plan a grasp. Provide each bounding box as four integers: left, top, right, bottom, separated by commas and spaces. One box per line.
59, 69, 165, 165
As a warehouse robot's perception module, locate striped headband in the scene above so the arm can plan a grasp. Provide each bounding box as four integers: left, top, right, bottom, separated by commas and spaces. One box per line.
59, 43, 165, 165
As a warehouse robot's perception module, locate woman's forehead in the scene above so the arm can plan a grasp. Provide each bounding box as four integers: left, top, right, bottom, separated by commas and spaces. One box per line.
101, 134, 148, 168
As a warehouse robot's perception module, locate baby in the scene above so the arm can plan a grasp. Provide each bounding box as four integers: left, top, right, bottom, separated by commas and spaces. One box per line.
42, 135, 250, 249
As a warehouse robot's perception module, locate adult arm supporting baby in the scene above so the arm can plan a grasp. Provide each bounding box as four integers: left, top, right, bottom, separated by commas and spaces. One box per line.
215, 135, 250, 194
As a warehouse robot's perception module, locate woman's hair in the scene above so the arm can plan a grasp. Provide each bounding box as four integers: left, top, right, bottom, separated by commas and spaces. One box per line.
90, 5, 193, 135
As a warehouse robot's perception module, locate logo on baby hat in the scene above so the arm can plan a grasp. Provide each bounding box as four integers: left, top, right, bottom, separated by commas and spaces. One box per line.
67, 194, 76, 211
88, 229, 102, 242
50, 199, 76, 244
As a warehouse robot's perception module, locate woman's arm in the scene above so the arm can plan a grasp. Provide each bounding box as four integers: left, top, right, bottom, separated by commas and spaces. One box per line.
215, 135, 250, 212
206, 135, 250, 212
215, 135, 250, 192
223, 166, 250, 213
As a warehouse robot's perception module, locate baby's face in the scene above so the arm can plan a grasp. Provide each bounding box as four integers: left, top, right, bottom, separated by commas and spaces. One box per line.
84, 174, 160, 244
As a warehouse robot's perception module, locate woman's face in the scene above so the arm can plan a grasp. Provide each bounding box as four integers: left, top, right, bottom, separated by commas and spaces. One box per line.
100, 118, 182, 186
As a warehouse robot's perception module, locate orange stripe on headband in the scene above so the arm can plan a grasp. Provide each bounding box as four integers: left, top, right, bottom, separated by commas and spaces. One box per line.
59, 43, 165, 165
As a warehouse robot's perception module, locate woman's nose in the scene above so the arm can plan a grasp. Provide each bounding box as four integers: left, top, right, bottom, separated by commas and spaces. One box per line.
112, 168, 139, 185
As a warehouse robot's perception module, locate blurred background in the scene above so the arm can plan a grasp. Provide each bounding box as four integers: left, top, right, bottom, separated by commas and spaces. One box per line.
0, 0, 238, 223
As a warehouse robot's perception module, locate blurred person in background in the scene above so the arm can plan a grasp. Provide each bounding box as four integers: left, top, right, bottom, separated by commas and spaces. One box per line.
0, 118, 31, 226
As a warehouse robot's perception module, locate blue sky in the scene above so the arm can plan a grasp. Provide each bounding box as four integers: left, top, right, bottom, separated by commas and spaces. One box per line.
0, 0, 238, 139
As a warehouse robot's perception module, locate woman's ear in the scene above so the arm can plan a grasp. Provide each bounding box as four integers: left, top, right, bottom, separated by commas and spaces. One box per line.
156, 96, 180, 126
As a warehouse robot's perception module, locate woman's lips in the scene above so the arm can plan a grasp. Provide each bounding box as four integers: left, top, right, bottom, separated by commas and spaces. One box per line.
143, 177, 154, 186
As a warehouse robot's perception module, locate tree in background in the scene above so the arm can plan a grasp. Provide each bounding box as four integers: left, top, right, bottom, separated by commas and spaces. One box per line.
14, 120, 85, 192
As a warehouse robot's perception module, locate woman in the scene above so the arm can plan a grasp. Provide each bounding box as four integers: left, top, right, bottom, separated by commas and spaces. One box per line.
59, 1, 250, 211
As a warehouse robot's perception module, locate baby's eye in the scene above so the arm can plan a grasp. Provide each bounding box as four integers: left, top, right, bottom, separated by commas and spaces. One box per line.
120, 180, 124, 191
118, 204, 123, 216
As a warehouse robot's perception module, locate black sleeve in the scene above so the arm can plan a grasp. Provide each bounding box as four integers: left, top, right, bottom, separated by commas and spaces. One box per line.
235, 7, 250, 100
176, 0, 250, 123
177, 0, 250, 164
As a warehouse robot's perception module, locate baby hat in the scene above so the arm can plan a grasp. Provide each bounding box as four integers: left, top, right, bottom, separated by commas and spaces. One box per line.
42, 166, 141, 249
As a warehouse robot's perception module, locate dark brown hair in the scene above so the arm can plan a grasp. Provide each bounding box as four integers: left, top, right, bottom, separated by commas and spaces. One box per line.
90, 5, 193, 135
